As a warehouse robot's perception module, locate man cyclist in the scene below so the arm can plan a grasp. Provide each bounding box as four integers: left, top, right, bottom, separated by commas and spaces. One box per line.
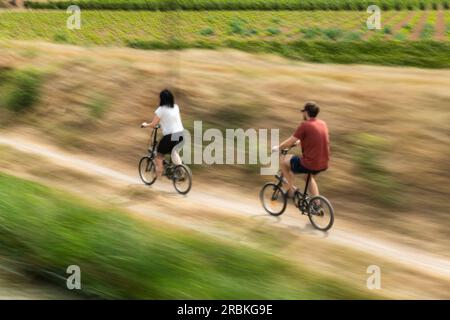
272, 102, 330, 198
141, 89, 185, 177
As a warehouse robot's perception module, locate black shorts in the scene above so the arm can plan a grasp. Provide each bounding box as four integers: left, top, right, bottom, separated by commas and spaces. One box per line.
290, 156, 326, 175
157, 132, 184, 155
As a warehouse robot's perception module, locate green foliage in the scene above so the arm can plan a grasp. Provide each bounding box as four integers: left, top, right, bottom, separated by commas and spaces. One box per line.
394, 33, 407, 40
402, 24, 413, 31
229, 18, 246, 35
383, 25, 393, 34
420, 23, 435, 39
0, 69, 42, 113
24, 0, 446, 11
300, 27, 322, 40
343, 31, 362, 41
0, 172, 373, 299
199, 27, 214, 36
323, 28, 344, 40
266, 27, 281, 36
227, 18, 259, 37
127, 39, 450, 68
1, 10, 448, 68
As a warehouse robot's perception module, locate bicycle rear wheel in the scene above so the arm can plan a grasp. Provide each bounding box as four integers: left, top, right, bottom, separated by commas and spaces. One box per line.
172, 165, 192, 195
260, 183, 287, 216
307, 196, 334, 231
139, 157, 157, 185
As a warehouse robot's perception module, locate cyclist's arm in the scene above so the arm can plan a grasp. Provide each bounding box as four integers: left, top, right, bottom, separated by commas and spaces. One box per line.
279, 136, 299, 150
142, 115, 160, 128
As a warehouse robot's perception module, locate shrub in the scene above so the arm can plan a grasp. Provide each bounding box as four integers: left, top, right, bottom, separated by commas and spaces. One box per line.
383, 26, 392, 34
343, 31, 362, 41
199, 27, 214, 36
421, 24, 435, 39
323, 28, 343, 40
300, 27, 322, 40
0, 69, 42, 113
402, 24, 412, 31
266, 27, 281, 36
229, 18, 246, 35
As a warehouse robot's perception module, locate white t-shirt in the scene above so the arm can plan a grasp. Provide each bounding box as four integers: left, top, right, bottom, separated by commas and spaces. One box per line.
155, 104, 184, 136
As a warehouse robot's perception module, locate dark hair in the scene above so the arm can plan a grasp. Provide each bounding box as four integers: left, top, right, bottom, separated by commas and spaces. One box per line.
303, 102, 320, 118
159, 89, 174, 108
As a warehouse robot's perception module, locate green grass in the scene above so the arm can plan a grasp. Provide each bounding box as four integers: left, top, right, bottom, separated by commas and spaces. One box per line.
0, 172, 375, 299
0, 10, 448, 67
128, 39, 450, 68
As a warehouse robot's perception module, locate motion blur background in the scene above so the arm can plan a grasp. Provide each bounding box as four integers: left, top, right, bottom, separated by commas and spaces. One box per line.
0, 0, 449, 299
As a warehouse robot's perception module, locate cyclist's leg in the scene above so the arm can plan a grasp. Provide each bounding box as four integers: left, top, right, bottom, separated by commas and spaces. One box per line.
171, 149, 182, 166
156, 134, 171, 177
155, 153, 164, 177
171, 136, 184, 166
281, 154, 295, 195
305, 174, 319, 197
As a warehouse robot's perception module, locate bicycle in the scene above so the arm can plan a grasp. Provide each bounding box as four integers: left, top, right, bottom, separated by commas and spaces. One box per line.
139, 124, 192, 195
259, 147, 334, 231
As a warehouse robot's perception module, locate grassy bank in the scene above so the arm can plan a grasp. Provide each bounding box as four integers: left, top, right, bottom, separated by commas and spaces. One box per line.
0, 172, 373, 299
127, 39, 450, 68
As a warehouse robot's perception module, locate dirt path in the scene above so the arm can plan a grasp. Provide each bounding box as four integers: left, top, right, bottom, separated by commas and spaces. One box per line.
411, 11, 429, 40
1, 135, 449, 283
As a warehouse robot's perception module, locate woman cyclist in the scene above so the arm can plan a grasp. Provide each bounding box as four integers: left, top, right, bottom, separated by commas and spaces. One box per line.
141, 89, 185, 177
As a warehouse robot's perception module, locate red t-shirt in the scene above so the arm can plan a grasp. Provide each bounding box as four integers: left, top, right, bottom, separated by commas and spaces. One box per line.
293, 118, 330, 171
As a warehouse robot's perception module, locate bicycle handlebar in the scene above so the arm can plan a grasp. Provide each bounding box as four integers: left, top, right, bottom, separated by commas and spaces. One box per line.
140, 124, 161, 129
281, 145, 295, 155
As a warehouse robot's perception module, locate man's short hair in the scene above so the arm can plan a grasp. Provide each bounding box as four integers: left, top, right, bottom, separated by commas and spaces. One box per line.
303, 102, 320, 118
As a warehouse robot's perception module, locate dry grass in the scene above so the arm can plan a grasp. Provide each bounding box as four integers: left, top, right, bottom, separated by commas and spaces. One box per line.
0, 40, 449, 247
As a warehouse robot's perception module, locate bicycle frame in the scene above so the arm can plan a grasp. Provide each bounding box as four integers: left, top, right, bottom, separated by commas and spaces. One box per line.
147, 125, 160, 159
278, 147, 311, 197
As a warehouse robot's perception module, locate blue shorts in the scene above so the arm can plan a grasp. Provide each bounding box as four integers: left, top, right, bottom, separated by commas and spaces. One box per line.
290, 156, 326, 175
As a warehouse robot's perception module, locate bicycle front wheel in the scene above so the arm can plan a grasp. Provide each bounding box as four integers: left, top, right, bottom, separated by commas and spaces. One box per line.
172, 165, 192, 195
260, 183, 287, 216
139, 157, 157, 185
307, 196, 334, 231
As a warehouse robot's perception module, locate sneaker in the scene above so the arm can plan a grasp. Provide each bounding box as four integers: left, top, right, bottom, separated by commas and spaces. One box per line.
310, 203, 324, 216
